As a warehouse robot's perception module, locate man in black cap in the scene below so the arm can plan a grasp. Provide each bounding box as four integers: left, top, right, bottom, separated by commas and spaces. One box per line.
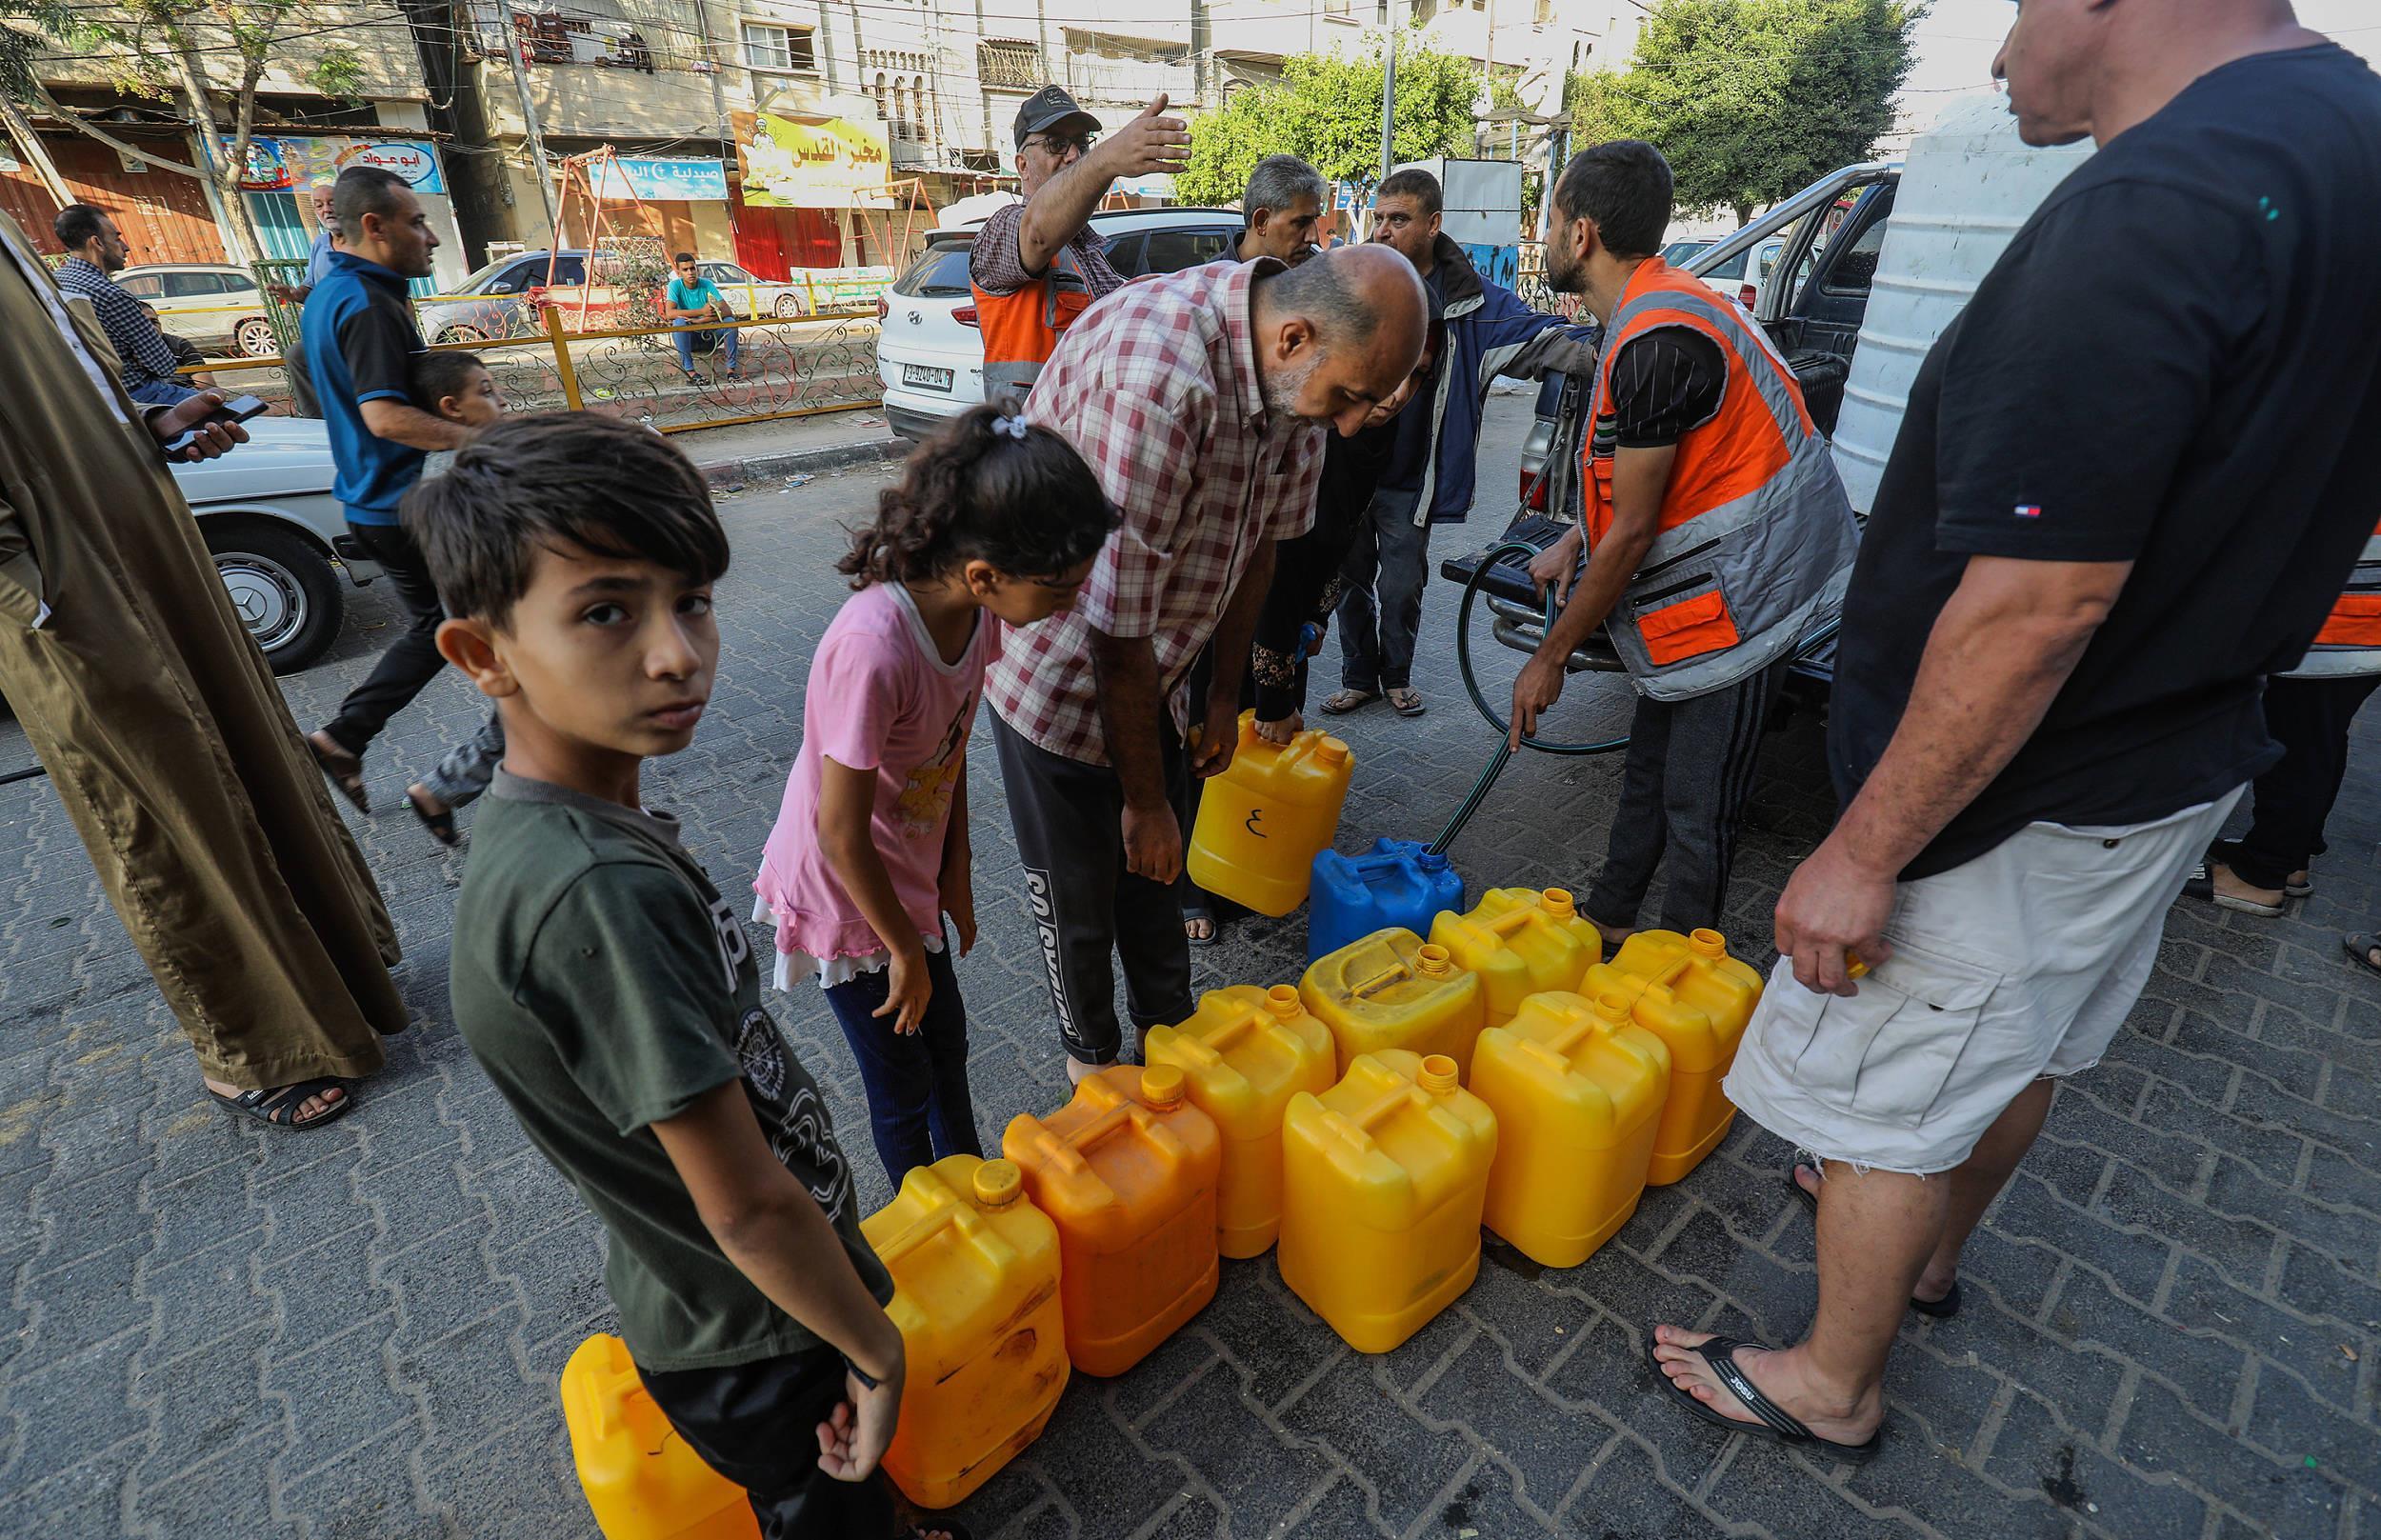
969, 86, 1190, 398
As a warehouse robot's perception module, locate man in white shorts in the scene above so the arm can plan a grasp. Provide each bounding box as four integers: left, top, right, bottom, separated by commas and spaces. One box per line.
1647, 0, 2381, 1461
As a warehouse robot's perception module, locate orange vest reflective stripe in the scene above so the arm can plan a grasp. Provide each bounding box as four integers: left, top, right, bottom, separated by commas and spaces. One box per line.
974, 247, 1092, 399
1577, 258, 1858, 699
2287, 518, 2381, 677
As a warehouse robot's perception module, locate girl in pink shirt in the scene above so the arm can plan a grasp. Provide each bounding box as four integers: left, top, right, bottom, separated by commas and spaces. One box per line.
754, 404, 1114, 1183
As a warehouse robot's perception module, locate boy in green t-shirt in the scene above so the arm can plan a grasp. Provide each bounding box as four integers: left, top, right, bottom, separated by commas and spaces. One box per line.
407, 413, 955, 1540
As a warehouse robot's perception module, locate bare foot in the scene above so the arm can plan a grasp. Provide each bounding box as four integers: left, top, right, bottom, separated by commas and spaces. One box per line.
203, 1074, 345, 1126
1650, 1325, 1881, 1445
1184, 912, 1214, 944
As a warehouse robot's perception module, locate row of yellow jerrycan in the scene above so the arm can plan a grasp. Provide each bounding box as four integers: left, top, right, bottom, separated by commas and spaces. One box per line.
562, 893, 1760, 1537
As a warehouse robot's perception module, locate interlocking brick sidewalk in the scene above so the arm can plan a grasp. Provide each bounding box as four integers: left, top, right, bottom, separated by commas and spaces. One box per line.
1, 458, 2376, 1539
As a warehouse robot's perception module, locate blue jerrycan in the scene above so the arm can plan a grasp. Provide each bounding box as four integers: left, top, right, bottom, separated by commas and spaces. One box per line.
1307, 838, 1467, 963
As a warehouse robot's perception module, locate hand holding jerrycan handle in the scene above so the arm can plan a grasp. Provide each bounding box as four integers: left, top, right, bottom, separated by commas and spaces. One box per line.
1186, 710, 1353, 917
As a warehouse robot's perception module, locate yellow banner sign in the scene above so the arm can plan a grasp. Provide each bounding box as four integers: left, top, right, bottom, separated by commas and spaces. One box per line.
735, 113, 893, 210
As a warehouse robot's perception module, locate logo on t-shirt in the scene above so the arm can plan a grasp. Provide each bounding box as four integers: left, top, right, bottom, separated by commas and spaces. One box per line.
734, 1005, 854, 1223
705, 894, 750, 991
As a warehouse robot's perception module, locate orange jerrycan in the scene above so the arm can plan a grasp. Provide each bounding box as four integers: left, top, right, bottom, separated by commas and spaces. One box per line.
859, 1156, 1070, 1510
1472, 990, 1672, 1269
1278, 1050, 1498, 1353
1428, 888, 1603, 1029
1595, 927, 1764, 1185
1300, 929, 1488, 1078
560, 1333, 759, 1540
1146, 983, 1337, 1259
1186, 710, 1354, 916
1002, 1065, 1222, 1377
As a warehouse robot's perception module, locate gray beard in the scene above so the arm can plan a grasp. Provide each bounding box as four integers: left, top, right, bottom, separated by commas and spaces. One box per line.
1261, 350, 1322, 418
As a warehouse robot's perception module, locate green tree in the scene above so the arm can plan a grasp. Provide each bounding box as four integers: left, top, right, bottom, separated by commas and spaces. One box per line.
1588, 0, 1921, 226
1178, 41, 1480, 206
0, 1, 363, 263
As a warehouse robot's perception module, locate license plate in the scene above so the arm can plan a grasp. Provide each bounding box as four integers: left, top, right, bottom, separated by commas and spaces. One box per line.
902, 364, 953, 391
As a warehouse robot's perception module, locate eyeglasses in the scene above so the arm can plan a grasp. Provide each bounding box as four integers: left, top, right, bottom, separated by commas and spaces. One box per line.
1028, 132, 1095, 157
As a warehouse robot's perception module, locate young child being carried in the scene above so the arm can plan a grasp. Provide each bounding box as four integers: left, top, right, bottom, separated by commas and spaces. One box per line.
412, 413, 957, 1539
402, 349, 508, 847
754, 403, 1115, 1186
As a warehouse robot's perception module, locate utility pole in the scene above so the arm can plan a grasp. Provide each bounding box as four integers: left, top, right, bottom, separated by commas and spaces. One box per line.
494, 0, 562, 236
1377, 0, 1400, 183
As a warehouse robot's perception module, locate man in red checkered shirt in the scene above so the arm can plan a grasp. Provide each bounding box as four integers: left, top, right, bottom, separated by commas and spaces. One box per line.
988, 245, 1430, 1079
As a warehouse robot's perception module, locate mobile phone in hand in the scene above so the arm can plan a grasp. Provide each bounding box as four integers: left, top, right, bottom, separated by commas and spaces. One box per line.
162, 394, 269, 456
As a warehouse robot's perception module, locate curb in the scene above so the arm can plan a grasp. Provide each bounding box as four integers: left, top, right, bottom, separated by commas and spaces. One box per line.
697, 434, 907, 490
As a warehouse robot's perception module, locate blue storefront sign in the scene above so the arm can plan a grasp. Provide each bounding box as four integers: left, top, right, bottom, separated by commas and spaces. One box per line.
591, 156, 730, 204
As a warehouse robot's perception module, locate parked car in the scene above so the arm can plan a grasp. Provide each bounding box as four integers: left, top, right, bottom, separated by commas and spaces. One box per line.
1659, 238, 1714, 266
692, 258, 831, 319
113, 263, 279, 359
170, 417, 381, 673
417, 249, 653, 343
874, 207, 1245, 440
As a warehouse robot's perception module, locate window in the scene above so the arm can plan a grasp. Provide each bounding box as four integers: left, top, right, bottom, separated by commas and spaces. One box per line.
1099, 233, 1148, 276
743, 21, 815, 73
977, 39, 1043, 91
114, 273, 164, 299
892, 244, 975, 299
1325, 0, 1351, 15
1142, 227, 1234, 274
1821, 216, 1891, 296
162, 270, 228, 298
705, 263, 755, 285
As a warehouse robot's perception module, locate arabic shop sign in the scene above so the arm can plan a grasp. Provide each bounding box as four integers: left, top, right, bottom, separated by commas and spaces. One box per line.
231, 136, 446, 196
590, 155, 730, 204
734, 112, 893, 210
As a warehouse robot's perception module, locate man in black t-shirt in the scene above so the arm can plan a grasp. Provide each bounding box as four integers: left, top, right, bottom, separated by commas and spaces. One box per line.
1651, 8, 2381, 1463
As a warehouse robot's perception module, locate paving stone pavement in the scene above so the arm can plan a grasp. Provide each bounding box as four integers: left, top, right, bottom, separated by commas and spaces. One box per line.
4, 446, 2380, 1540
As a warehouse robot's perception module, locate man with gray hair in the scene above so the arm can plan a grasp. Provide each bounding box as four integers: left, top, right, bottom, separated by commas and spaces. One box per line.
1235, 153, 1327, 265
272, 179, 341, 416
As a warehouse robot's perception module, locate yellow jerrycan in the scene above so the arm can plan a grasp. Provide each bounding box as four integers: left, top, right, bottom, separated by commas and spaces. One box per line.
1427, 889, 1603, 1029
1186, 710, 1354, 916
1593, 927, 1765, 1185
1278, 1050, 1498, 1353
858, 1156, 1070, 1510
1002, 1065, 1223, 1377
1471, 991, 1673, 1269
1145, 983, 1338, 1259
560, 1332, 759, 1540
1299, 928, 1488, 1078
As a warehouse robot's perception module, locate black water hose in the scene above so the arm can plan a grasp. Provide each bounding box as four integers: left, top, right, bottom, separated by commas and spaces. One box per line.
1431, 538, 1632, 854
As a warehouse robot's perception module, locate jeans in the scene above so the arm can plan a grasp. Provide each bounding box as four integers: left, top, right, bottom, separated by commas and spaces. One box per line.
636, 1346, 896, 1540
820, 944, 983, 1186
672, 320, 739, 372
2221, 672, 2381, 890
991, 710, 1193, 1067
1586, 661, 1788, 934
129, 376, 202, 407
320, 519, 444, 757
1335, 486, 1431, 691
419, 710, 504, 810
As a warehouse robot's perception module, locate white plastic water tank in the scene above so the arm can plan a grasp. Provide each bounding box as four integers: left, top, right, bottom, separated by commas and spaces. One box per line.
1831, 94, 2094, 513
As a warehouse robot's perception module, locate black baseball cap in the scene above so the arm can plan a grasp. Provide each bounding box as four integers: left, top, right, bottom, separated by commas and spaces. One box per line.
1013, 86, 1100, 150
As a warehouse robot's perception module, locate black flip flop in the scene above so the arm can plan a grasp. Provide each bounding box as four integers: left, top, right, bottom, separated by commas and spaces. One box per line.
1182, 893, 1218, 949
308, 734, 370, 813
2344, 933, 2381, 980
1786, 1163, 1962, 1319
1649, 1334, 1883, 1463
408, 788, 463, 849
1387, 688, 1428, 717
208, 1076, 355, 1130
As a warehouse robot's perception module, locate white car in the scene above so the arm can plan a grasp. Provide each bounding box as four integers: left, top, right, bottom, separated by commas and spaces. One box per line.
170, 417, 381, 673
113, 263, 280, 359
1695, 237, 1787, 311
874, 207, 1244, 440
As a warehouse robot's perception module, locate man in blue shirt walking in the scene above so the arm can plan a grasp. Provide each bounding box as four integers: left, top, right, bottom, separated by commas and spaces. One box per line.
661, 252, 739, 382
300, 166, 471, 813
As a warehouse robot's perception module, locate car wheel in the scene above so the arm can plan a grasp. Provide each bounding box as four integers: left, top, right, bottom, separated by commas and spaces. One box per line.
202, 519, 343, 674
774, 293, 803, 318
436, 325, 490, 346
235, 317, 279, 357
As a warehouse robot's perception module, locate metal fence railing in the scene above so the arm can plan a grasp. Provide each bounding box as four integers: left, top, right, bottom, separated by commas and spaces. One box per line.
181, 303, 884, 434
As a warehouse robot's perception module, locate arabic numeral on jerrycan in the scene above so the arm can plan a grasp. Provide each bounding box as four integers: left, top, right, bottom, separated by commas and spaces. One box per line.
1299, 928, 1488, 1079
1308, 837, 1468, 964
1186, 710, 1354, 917
858, 1156, 1069, 1510
1147, 983, 1337, 1259
1279, 1050, 1498, 1353
560, 1333, 760, 1540
1428, 889, 1603, 1029
1002, 1065, 1222, 1377
1590, 928, 1765, 1185
1472, 990, 1672, 1269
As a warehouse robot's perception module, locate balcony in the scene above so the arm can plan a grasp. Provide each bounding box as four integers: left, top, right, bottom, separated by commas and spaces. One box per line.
1069, 0, 1191, 50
